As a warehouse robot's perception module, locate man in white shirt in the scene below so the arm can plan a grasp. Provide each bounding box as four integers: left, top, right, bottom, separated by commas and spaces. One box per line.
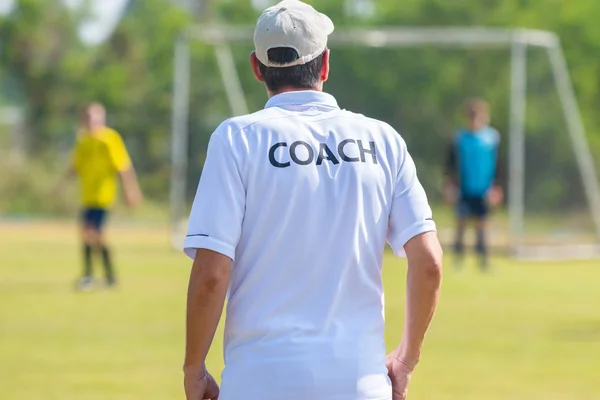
182, 2, 443, 400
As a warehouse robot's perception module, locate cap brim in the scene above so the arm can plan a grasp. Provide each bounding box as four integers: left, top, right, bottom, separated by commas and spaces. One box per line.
320, 13, 334, 35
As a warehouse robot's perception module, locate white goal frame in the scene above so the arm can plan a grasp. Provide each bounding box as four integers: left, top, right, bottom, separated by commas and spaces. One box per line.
170, 26, 600, 260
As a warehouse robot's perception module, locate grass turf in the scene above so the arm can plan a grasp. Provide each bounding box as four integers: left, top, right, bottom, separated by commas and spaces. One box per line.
1, 221, 599, 399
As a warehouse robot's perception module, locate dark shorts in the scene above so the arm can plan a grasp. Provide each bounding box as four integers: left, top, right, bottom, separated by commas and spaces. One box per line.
82, 208, 109, 230
457, 196, 489, 219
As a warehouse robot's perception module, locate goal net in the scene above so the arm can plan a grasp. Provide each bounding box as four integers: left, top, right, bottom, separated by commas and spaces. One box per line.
170, 26, 600, 260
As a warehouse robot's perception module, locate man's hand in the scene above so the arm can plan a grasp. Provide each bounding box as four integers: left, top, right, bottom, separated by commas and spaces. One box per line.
184, 366, 219, 400
184, 250, 231, 400
124, 185, 143, 209
120, 167, 143, 209
386, 354, 415, 400
487, 185, 503, 208
388, 232, 442, 400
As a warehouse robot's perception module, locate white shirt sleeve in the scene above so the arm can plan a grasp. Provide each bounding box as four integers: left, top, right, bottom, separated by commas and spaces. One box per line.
387, 139, 436, 257
184, 130, 245, 261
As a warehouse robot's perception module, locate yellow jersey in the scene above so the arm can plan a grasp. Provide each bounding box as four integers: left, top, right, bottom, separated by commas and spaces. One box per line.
72, 127, 132, 208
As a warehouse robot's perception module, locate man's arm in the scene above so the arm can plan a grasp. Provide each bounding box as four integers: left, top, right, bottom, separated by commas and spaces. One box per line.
386, 232, 442, 400
182, 128, 245, 399
488, 134, 504, 207
107, 132, 142, 208
184, 249, 231, 373
493, 131, 503, 187
494, 152, 502, 186
119, 166, 143, 208
392, 231, 443, 367
387, 139, 443, 365
385, 136, 442, 399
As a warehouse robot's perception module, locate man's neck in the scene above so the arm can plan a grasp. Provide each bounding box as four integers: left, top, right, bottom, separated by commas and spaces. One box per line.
468, 124, 486, 132
84, 124, 104, 133
267, 85, 323, 99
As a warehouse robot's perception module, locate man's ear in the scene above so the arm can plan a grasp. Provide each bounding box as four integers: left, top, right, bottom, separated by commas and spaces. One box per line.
250, 52, 265, 82
320, 49, 330, 83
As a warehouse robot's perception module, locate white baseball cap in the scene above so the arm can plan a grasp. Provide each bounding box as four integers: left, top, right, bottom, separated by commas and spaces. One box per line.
254, 0, 334, 68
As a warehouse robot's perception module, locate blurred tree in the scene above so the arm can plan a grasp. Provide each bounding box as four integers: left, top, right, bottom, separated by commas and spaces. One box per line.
1, 0, 599, 210
83, 0, 190, 199
203, 0, 600, 208
373, 0, 600, 206
376, 0, 600, 153
0, 0, 92, 152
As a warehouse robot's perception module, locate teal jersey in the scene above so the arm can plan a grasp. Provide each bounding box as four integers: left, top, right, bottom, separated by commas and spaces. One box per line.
451, 127, 500, 197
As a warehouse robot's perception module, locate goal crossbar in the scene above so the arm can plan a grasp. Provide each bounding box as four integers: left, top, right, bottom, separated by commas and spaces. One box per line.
171, 26, 600, 259
185, 26, 558, 48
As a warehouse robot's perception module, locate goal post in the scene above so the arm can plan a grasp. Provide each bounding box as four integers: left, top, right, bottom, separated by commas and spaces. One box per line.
171, 26, 600, 260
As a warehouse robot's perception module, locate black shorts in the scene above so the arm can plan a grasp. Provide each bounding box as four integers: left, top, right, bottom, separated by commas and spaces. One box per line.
82, 208, 109, 230
457, 196, 488, 218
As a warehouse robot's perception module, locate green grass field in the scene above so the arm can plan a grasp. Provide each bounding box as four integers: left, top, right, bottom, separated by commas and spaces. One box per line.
1, 221, 599, 399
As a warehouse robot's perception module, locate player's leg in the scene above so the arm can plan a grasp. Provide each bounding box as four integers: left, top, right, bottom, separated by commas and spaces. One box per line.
94, 209, 116, 287
453, 196, 469, 268
78, 209, 96, 291
474, 198, 490, 270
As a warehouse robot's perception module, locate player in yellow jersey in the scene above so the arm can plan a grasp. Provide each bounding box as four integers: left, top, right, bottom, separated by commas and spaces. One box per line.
56, 103, 142, 290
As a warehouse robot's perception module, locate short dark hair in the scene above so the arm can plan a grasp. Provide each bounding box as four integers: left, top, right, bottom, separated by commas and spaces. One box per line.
258, 47, 324, 92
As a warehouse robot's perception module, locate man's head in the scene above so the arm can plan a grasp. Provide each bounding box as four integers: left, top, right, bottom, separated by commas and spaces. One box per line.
465, 98, 490, 131
250, 0, 334, 95
81, 102, 106, 131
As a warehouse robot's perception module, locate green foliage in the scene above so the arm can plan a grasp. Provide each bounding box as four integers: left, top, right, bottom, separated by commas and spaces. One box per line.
0, 0, 91, 150
1, 0, 599, 212
0, 0, 190, 210
0, 155, 78, 215
208, 0, 600, 209
86, 0, 190, 200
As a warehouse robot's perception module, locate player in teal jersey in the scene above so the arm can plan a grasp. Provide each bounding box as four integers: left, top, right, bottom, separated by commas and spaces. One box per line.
444, 98, 503, 270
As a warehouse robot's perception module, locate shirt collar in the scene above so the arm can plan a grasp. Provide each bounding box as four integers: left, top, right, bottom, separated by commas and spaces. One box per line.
79, 126, 105, 137
264, 90, 339, 110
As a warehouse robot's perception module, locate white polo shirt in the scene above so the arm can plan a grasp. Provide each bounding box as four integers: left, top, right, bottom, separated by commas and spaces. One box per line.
185, 90, 436, 400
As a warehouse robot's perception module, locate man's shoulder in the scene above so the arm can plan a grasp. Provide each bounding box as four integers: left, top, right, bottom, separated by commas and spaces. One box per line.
218, 108, 395, 129
211, 108, 402, 149
211, 108, 282, 139
78, 127, 121, 146
335, 110, 405, 148
486, 126, 500, 141
100, 127, 122, 141
337, 109, 397, 130
476, 126, 499, 146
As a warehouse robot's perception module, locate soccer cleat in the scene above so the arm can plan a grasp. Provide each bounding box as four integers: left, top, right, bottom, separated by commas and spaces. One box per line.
105, 277, 118, 289
479, 256, 490, 272
75, 276, 95, 292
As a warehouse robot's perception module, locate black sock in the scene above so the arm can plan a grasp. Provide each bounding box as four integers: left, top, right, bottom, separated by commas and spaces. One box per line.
100, 246, 115, 283
83, 244, 93, 278
454, 226, 465, 256
476, 228, 487, 259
